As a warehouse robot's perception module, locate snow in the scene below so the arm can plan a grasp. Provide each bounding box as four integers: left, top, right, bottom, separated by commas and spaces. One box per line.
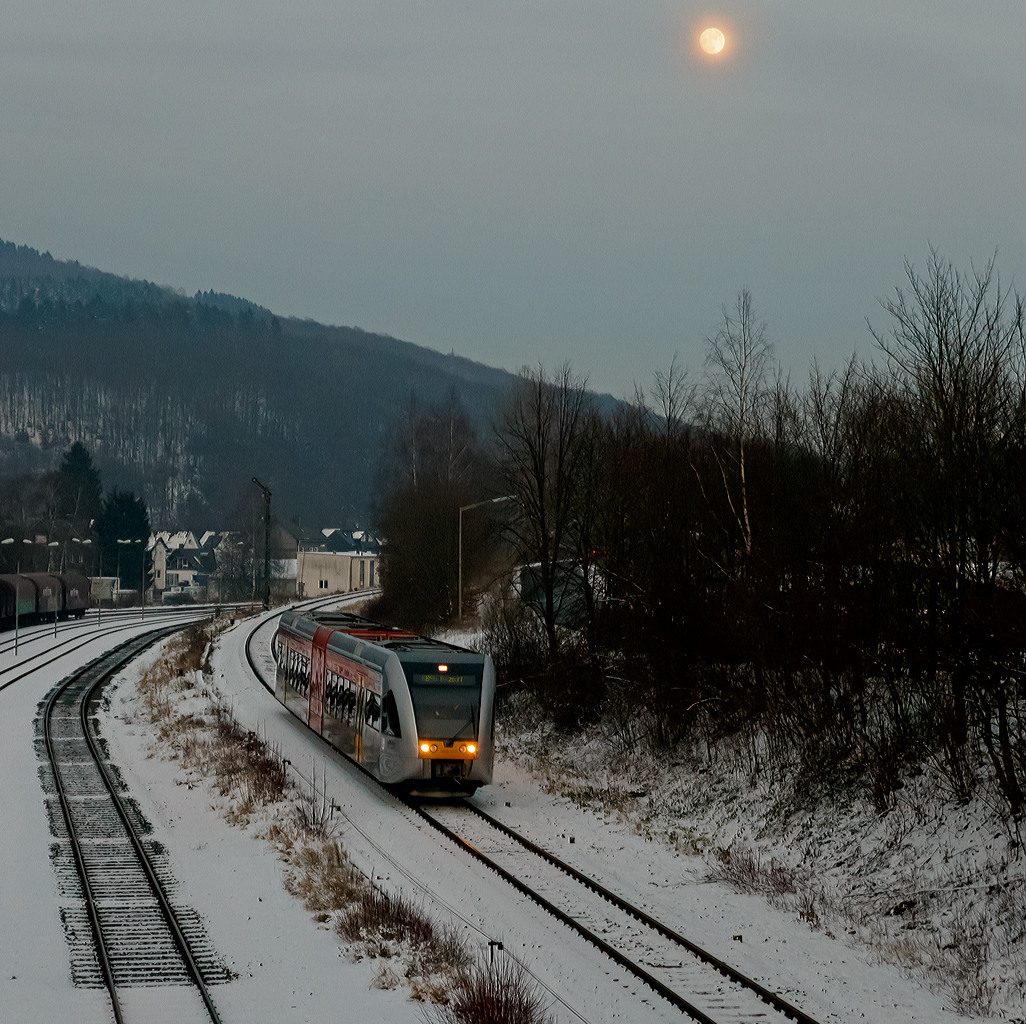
1, 607, 1011, 1022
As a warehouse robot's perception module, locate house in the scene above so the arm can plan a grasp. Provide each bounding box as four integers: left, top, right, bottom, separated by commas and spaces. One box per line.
149, 531, 217, 601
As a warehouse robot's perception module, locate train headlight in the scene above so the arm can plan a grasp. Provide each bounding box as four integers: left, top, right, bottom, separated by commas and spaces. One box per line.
458, 744, 467, 753
420, 743, 430, 753
467, 743, 476, 754
430, 743, 438, 753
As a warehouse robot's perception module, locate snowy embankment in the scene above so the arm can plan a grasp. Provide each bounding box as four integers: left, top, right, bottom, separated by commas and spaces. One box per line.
496, 699, 1026, 1021
4, 609, 1006, 1022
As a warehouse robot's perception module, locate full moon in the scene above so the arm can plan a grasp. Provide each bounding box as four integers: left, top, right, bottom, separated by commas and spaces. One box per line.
699, 27, 726, 54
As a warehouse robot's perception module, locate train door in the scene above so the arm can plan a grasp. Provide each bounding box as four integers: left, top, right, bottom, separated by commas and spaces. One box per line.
362, 684, 381, 770
354, 683, 366, 761
309, 626, 333, 735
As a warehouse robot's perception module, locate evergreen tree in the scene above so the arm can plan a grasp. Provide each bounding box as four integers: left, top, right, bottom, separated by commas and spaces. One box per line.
56, 441, 103, 523
94, 489, 150, 589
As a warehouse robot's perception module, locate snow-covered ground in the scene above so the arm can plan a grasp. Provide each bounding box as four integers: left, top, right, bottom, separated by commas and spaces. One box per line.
2, 608, 1014, 1022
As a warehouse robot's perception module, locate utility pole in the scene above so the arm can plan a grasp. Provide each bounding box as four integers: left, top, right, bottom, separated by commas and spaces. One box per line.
252, 478, 272, 609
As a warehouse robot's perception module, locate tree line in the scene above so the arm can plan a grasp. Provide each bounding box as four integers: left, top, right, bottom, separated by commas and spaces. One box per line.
376, 252, 1026, 817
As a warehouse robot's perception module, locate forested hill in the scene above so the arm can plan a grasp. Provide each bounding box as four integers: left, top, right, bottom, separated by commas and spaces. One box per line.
0, 238, 519, 527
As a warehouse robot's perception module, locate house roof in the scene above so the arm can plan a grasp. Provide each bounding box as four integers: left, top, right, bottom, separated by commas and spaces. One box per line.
166, 549, 217, 572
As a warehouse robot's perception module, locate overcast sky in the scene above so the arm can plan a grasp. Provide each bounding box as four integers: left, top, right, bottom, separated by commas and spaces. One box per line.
3, 1, 1024, 395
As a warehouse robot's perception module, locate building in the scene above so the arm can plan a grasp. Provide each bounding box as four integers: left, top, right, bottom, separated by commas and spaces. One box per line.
296, 529, 380, 598
149, 531, 218, 602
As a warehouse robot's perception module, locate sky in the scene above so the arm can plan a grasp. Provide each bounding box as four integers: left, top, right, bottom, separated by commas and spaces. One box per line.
3, 0, 1025, 396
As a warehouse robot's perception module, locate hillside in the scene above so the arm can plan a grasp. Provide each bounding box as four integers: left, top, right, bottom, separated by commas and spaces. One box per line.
0, 238, 522, 527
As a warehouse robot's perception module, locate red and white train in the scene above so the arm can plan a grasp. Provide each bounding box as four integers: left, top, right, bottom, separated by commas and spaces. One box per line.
272, 609, 495, 794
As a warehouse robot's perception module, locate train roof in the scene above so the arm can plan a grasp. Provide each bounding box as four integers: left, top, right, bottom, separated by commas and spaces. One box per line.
278, 608, 479, 658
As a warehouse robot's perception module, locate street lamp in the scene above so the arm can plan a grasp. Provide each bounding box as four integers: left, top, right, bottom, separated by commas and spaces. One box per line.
458, 496, 514, 623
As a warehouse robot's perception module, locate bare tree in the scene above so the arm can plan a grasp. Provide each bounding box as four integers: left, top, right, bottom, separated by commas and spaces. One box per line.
373, 390, 490, 627
870, 249, 1025, 590
495, 363, 593, 660
869, 250, 1026, 815
703, 288, 775, 568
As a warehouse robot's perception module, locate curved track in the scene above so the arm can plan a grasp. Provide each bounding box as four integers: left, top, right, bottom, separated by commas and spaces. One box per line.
41, 625, 229, 1024
244, 613, 824, 1024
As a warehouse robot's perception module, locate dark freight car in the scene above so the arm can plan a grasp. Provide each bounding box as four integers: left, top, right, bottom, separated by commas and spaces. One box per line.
0, 573, 92, 631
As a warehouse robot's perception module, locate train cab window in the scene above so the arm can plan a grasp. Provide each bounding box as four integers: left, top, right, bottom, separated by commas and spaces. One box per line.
365, 692, 381, 731
403, 662, 483, 742
381, 691, 401, 738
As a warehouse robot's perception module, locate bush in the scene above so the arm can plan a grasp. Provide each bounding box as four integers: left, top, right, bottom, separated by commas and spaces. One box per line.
425, 958, 555, 1024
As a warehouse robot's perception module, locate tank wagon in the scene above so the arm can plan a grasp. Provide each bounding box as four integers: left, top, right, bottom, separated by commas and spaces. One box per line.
273, 609, 495, 794
0, 572, 90, 631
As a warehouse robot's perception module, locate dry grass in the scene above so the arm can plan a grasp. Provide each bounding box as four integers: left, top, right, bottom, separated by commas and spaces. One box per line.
710, 843, 798, 898
280, 839, 365, 913
423, 958, 556, 1024
275, 838, 471, 995
207, 699, 289, 806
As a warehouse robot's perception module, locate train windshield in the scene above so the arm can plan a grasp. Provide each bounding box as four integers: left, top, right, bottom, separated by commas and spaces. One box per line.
404, 662, 482, 742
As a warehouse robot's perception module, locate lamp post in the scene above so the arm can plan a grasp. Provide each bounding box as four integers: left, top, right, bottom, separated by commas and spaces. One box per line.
252, 478, 272, 610
47, 540, 59, 635
1, 538, 17, 655
458, 496, 514, 623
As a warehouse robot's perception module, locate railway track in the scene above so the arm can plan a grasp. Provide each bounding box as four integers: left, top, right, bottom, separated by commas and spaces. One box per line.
39, 625, 230, 1024
1, 604, 253, 694
1, 601, 257, 659
244, 613, 824, 1024
415, 802, 820, 1024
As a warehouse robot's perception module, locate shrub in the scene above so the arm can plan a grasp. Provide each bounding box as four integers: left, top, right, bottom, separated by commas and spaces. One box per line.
425, 958, 555, 1024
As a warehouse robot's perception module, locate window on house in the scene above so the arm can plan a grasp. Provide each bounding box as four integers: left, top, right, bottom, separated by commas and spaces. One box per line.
360, 561, 365, 587
369, 560, 375, 586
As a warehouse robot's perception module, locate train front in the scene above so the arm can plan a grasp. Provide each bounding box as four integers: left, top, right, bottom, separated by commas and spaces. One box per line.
381, 650, 495, 795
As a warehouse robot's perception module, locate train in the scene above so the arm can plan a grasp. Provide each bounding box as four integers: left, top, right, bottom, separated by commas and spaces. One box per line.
272, 609, 495, 795
0, 572, 90, 631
